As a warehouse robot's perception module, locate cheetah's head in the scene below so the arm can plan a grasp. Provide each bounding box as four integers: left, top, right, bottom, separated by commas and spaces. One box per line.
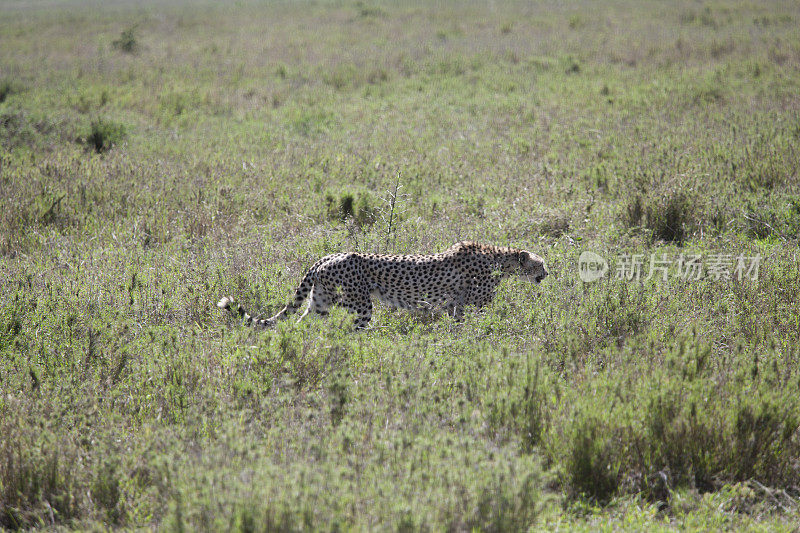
517, 250, 548, 284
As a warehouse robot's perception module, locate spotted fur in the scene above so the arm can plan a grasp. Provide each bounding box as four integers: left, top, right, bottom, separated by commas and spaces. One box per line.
218, 241, 548, 329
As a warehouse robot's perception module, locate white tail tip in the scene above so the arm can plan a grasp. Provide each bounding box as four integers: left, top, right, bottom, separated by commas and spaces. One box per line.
217, 296, 234, 309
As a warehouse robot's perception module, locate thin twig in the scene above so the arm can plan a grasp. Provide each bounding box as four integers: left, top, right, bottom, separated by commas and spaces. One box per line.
383, 172, 402, 253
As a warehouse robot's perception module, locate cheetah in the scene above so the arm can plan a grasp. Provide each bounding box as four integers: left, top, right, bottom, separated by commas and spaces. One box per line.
218, 241, 548, 329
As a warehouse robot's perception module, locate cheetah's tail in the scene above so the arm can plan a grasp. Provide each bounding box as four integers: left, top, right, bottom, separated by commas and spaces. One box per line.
216, 296, 274, 327
217, 258, 322, 328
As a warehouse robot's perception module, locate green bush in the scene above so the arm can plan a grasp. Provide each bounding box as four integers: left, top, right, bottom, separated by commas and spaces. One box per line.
325, 190, 376, 226
647, 189, 694, 243
323, 64, 360, 91
0, 109, 56, 150
0, 425, 80, 529
544, 338, 800, 503
112, 26, 138, 53
626, 189, 697, 243
0, 79, 20, 103
563, 417, 621, 502
83, 119, 126, 153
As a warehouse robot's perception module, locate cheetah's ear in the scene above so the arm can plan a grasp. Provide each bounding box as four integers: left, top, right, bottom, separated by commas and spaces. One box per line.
518, 250, 530, 264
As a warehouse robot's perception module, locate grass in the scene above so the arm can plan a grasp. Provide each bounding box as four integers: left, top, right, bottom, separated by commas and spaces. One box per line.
1, 0, 800, 529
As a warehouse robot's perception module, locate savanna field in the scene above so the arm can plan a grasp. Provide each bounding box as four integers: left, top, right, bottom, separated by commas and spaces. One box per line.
1, 0, 800, 530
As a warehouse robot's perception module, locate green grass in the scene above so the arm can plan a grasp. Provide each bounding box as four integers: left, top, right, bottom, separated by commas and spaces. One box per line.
1, 0, 800, 529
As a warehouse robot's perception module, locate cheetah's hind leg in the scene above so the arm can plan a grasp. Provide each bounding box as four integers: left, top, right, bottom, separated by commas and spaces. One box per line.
339, 293, 373, 330
296, 285, 335, 324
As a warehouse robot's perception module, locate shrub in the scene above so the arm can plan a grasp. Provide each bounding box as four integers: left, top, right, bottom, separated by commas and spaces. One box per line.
464, 474, 540, 531
355, 1, 384, 18
646, 189, 694, 243
112, 26, 138, 53
625, 195, 644, 228
536, 210, 571, 238
327, 372, 349, 426
545, 338, 800, 504
0, 79, 20, 103
736, 131, 797, 190
159, 92, 193, 117
0, 308, 21, 351
691, 80, 726, 105
0, 109, 55, 150
563, 417, 621, 502
325, 190, 376, 226
83, 119, 126, 153
568, 15, 585, 30
563, 55, 581, 74
626, 189, 697, 243
289, 108, 333, 136
0, 422, 80, 529
91, 461, 122, 524
366, 67, 389, 85
323, 64, 360, 91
